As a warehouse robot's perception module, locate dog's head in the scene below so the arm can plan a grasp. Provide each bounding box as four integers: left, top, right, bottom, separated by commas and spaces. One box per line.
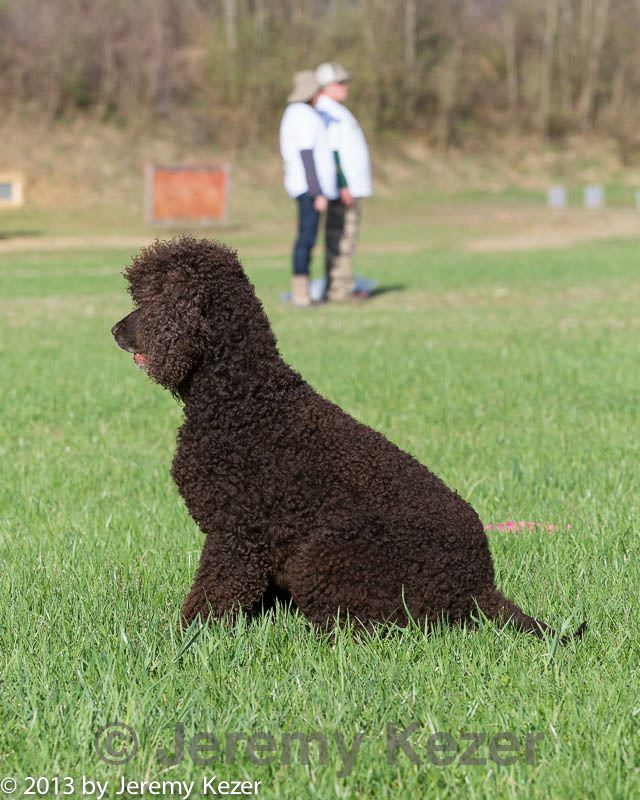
111, 237, 276, 393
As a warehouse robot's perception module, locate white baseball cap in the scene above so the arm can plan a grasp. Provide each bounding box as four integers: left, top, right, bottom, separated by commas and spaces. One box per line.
315, 62, 352, 87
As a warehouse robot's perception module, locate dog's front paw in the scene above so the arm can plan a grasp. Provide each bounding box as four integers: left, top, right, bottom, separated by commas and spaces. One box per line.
180, 585, 213, 629
180, 584, 242, 630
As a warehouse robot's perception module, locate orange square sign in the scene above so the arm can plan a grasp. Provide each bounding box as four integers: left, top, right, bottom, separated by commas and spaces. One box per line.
145, 163, 230, 224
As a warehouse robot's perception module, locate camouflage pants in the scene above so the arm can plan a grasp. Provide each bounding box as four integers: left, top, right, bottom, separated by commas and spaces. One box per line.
325, 199, 361, 302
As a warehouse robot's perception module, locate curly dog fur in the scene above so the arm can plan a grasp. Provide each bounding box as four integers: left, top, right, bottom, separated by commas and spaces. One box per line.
112, 236, 584, 642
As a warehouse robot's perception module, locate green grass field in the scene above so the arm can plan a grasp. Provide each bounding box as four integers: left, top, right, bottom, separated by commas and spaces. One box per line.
1, 214, 639, 798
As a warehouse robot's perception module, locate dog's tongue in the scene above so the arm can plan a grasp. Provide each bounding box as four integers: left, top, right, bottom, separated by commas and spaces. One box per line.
133, 353, 147, 369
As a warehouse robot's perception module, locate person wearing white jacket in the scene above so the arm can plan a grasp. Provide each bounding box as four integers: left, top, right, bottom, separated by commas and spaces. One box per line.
279, 70, 338, 307
315, 62, 372, 303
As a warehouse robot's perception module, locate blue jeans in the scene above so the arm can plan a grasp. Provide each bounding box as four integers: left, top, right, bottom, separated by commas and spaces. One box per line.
292, 193, 319, 276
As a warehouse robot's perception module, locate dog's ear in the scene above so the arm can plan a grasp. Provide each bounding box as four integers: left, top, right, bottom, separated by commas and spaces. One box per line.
140, 286, 205, 392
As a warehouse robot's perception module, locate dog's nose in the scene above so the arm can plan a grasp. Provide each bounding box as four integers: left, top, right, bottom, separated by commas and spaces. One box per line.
111, 321, 121, 337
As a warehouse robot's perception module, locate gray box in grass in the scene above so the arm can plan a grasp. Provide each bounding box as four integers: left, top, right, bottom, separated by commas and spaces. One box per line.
0, 173, 24, 208
547, 185, 567, 209
584, 184, 605, 210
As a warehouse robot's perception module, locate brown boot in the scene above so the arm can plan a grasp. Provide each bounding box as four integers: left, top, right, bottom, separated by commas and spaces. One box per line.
291, 275, 312, 307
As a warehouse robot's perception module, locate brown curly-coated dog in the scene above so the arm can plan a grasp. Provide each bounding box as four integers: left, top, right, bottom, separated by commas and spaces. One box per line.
112, 237, 584, 642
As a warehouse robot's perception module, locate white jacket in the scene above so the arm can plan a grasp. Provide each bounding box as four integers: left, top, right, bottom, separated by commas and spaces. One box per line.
315, 94, 372, 198
279, 102, 338, 200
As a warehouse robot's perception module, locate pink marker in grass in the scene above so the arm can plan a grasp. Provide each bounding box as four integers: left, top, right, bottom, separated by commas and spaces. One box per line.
484, 520, 573, 533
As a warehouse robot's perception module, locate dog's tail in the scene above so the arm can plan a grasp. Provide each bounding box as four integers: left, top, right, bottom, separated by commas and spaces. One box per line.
474, 587, 586, 644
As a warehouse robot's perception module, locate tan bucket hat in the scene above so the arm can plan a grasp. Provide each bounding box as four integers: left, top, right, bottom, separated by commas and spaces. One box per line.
287, 70, 321, 103
315, 62, 352, 87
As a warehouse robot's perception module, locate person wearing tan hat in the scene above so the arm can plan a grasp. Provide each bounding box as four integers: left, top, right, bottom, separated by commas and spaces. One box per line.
279, 70, 338, 307
315, 62, 372, 303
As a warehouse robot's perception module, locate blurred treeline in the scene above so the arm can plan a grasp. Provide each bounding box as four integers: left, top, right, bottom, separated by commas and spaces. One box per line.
2, 0, 639, 156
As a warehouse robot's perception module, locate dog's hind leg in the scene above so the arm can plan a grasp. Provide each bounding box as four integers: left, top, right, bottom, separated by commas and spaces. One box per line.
474, 587, 586, 643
